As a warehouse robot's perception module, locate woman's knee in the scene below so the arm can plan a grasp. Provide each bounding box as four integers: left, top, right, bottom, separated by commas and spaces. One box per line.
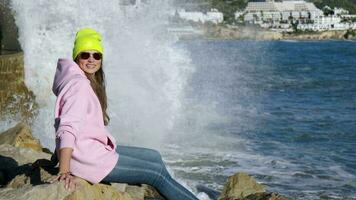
142, 148, 163, 163
117, 145, 164, 164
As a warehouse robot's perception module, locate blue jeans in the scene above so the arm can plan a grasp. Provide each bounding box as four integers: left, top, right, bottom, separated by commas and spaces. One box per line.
102, 145, 199, 200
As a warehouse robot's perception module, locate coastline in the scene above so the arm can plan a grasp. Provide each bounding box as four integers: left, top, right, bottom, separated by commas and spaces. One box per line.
177, 24, 356, 41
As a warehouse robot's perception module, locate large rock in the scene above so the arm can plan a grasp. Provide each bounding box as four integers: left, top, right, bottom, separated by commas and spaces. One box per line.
0, 145, 163, 199
64, 179, 133, 200
0, 144, 51, 186
0, 179, 133, 200
0, 170, 4, 185
0, 144, 50, 166
218, 172, 266, 200
0, 123, 43, 151
0, 144, 164, 200
0, 123, 164, 200
242, 192, 292, 200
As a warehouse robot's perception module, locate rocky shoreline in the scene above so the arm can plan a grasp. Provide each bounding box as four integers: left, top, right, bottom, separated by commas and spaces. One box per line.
179, 24, 356, 41
0, 123, 292, 200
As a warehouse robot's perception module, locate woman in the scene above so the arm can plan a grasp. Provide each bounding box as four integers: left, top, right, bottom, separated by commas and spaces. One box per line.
51, 28, 199, 200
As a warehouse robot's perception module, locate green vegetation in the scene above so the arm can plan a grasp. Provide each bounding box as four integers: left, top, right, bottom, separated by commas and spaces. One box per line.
207, 0, 249, 23
344, 29, 356, 38
311, 0, 356, 14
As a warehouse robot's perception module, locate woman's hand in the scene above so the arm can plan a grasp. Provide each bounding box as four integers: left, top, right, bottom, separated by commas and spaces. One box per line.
52, 172, 78, 190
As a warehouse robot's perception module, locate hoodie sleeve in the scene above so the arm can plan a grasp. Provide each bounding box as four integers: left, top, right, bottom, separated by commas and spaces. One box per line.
56, 79, 90, 149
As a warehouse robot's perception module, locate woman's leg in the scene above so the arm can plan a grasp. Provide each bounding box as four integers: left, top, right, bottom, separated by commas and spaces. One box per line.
104, 148, 198, 200
116, 145, 163, 164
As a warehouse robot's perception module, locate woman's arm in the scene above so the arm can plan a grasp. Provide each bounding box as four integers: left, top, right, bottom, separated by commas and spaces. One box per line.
59, 147, 73, 173
54, 80, 90, 189
58, 147, 77, 190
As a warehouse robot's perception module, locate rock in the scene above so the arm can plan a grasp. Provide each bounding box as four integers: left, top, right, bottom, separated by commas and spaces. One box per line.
142, 184, 164, 199
0, 123, 43, 151
0, 170, 4, 185
0, 145, 164, 199
203, 25, 283, 40
0, 182, 72, 200
123, 184, 144, 200
218, 172, 266, 200
0, 144, 52, 187
0, 179, 132, 200
119, 184, 163, 200
0, 144, 51, 166
6, 165, 55, 188
1, 162, 162, 200
0, 171, 162, 200
65, 179, 133, 200
0, 122, 165, 200
242, 192, 292, 200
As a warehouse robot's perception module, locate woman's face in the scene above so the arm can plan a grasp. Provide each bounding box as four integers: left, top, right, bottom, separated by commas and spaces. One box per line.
76, 50, 102, 74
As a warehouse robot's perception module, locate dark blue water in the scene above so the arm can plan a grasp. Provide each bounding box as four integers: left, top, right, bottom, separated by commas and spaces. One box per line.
171, 40, 356, 200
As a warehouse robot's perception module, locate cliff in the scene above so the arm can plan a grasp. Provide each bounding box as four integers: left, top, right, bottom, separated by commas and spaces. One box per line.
202, 25, 283, 40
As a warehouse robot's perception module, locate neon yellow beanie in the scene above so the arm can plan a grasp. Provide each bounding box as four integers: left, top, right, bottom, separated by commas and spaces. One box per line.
72, 28, 104, 60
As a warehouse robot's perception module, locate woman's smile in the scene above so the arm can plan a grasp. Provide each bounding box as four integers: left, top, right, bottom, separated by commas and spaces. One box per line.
77, 50, 102, 74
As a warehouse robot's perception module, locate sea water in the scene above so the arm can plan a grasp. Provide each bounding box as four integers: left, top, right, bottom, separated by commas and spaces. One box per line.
163, 40, 356, 200
3, 1, 356, 199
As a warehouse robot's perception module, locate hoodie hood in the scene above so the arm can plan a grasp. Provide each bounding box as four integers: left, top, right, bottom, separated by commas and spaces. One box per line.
52, 58, 87, 96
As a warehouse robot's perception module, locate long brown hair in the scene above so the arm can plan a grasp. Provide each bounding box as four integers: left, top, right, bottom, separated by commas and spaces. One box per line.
76, 59, 110, 126
86, 66, 110, 126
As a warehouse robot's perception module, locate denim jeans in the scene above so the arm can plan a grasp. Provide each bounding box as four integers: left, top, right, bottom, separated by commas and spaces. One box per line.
102, 145, 199, 200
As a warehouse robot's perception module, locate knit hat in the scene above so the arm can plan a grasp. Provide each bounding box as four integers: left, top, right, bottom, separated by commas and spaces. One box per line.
72, 28, 104, 60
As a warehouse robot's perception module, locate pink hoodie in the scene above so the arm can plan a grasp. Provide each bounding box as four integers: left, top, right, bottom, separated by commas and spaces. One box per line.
52, 58, 119, 184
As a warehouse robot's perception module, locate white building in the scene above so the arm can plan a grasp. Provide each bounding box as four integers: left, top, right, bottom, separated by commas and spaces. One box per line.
238, 0, 356, 32
297, 16, 339, 31
241, 0, 323, 24
298, 15, 356, 31
176, 8, 223, 24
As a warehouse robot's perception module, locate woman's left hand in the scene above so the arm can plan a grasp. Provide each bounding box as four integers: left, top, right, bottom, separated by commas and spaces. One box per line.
52, 172, 78, 190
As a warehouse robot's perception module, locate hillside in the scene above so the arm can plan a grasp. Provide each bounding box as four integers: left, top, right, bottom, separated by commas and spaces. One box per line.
174, 0, 356, 23
310, 0, 356, 14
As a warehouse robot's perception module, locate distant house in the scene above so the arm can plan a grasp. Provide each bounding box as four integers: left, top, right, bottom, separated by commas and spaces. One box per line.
176, 8, 223, 24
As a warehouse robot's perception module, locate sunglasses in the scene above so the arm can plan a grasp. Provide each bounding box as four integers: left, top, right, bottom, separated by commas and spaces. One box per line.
79, 52, 102, 60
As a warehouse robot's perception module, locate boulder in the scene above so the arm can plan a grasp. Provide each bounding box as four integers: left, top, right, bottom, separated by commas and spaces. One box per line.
0, 170, 4, 185
0, 123, 164, 200
242, 192, 292, 200
0, 123, 43, 151
0, 144, 50, 166
218, 172, 266, 200
0, 144, 164, 200
64, 179, 133, 200
0, 147, 164, 199
0, 179, 132, 200
0, 144, 52, 186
